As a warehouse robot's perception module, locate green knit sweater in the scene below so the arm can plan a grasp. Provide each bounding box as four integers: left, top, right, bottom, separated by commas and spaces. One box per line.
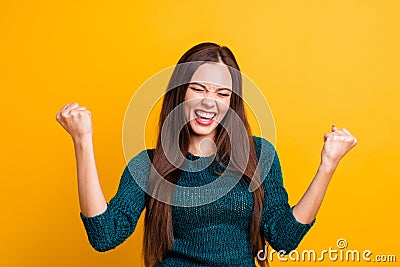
79, 136, 316, 266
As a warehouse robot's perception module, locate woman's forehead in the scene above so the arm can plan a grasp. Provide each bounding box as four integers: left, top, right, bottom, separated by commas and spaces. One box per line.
190, 63, 232, 89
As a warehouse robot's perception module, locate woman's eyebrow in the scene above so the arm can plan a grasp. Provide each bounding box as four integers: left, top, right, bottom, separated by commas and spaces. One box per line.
189, 82, 232, 91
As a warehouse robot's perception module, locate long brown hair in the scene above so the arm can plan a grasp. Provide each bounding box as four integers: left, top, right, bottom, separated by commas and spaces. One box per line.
143, 42, 269, 267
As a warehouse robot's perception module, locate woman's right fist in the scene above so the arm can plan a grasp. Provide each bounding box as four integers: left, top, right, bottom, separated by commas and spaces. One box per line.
56, 102, 93, 141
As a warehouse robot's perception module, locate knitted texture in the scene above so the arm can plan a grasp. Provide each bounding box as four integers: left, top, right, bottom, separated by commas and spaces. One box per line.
79, 136, 316, 266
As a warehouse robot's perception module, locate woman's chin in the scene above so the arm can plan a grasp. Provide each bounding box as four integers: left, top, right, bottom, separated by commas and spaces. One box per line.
189, 121, 217, 137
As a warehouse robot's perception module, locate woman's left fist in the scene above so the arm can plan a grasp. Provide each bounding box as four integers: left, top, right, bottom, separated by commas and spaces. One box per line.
321, 125, 357, 165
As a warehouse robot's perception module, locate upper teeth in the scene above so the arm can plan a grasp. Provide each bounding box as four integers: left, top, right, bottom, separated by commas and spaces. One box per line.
195, 110, 216, 119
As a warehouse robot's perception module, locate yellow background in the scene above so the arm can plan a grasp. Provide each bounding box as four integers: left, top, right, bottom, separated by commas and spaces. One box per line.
1, 0, 399, 266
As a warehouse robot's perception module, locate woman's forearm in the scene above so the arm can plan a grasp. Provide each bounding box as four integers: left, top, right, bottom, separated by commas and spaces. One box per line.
73, 136, 107, 217
292, 160, 338, 224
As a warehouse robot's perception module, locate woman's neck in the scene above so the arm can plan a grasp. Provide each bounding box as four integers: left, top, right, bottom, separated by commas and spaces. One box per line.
188, 134, 217, 157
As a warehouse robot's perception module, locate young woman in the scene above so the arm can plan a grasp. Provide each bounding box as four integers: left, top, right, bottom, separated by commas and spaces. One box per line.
56, 42, 357, 267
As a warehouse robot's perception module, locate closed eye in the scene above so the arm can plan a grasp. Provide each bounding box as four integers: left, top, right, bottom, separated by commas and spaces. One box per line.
218, 93, 230, 97
189, 87, 205, 92
189, 86, 231, 97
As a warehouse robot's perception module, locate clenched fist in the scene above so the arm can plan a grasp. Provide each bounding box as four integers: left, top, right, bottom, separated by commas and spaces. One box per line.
56, 102, 93, 141
321, 125, 357, 166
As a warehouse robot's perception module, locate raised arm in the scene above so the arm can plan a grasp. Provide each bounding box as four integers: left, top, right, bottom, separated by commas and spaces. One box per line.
56, 102, 150, 251
292, 125, 357, 224
56, 102, 107, 217
254, 125, 357, 254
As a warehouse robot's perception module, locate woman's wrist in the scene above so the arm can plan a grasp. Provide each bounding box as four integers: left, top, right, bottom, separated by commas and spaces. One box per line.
319, 159, 338, 174
73, 135, 93, 149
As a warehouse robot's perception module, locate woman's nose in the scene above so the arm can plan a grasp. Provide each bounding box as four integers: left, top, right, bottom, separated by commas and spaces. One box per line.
201, 96, 216, 108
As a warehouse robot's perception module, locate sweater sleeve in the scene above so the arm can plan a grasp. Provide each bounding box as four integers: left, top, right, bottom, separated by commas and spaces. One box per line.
79, 149, 152, 252
254, 136, 316, 254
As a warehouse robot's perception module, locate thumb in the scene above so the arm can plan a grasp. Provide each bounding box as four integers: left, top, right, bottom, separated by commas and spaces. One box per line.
332, 125, 338, 132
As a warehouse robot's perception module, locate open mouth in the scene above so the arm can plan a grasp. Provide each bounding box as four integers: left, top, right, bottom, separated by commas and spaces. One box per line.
194, 109, 216, 126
